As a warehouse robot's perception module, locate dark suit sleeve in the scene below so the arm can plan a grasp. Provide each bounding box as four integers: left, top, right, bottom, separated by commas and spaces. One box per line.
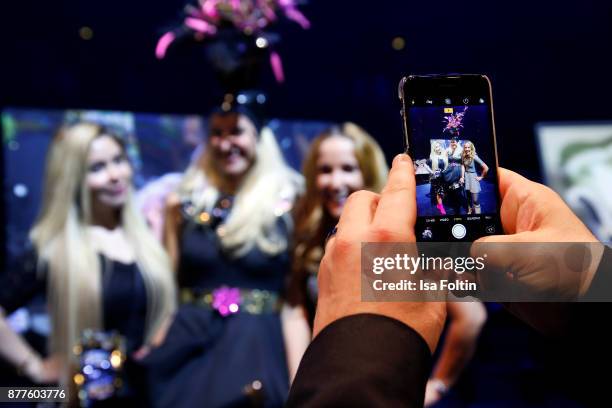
286, 314, 432, 408
582, 244, 612, 301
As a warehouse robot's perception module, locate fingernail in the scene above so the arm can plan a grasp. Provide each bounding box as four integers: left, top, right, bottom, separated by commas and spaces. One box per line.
393, 153, 411, 164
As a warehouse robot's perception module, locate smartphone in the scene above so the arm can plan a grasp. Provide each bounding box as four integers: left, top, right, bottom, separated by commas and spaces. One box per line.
398, 74, 503, 241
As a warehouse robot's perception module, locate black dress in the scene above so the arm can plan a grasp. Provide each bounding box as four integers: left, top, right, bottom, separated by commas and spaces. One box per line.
143, 201, 291, 408
0, 248, 149, 406
442, 155, 467, 214
426, 158, 447, 206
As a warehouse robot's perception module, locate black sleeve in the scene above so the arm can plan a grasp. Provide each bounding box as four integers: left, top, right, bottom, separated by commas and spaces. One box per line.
286, 314, 432, 408
582, 244, 612, 301
0, 248, 46, 314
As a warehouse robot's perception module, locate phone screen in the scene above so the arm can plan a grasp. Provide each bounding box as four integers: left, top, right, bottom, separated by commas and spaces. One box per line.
400, 75, 503, 241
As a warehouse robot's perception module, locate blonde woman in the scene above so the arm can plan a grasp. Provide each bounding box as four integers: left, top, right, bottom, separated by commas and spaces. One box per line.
423, 141, 449, 215
143, 105, 304, 408
287, 122, 388, 326
286, 125, 487, 408
0, 123, 176, 404
459, 141, 489, 214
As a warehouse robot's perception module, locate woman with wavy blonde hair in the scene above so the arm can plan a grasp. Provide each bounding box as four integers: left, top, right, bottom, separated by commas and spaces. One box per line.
460, 140, 489, 214
287, 122, 388, 325
0, 122, 176, 404
143, 104, 304, 408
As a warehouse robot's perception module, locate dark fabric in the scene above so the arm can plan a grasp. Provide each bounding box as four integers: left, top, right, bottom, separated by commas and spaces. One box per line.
0, 248, 149, 406
497, 246, 612, 406
426, 158, 446, 207
582, 245, 612, 301
177, 215, 288, 293
100, 259, 148, 353
0, 248, 148, 354
143, 216, 291, 408
0, 247, 44, 315
287, 314, 432, 408
441, 158, 462, 184
440, 157, 467, 214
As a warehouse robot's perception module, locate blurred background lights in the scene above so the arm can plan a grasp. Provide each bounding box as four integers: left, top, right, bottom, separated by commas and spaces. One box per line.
13, 184, 28, 198
255, 36, 268, 48
79, 26, 94, 40
391, 36, 405, 51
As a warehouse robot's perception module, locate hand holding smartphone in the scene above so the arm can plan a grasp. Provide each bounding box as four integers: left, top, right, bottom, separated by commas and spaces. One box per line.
399, 74, 503, 241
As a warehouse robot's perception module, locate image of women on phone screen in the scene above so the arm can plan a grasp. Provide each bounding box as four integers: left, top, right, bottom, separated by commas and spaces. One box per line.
459, 141, 489, 214
0, 123, 176, 406
422, 141, 449, 215
443, 137, 467, 215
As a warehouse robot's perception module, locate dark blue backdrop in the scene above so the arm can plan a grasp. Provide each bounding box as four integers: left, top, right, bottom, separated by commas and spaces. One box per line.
2, 0, 612, 180
2, 2, 611, 405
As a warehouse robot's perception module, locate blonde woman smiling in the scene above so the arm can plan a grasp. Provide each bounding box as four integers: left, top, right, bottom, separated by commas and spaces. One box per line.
0, 123, 176, 405
143, 106, 304, 408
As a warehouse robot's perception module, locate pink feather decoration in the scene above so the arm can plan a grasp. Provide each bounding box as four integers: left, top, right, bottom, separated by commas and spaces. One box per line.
270, 51, 285, 83
185, 17, 216, 34
201, 0, 220, 18
155, 31, 176, 59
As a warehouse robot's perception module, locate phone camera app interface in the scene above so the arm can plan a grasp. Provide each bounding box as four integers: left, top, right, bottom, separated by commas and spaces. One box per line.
409, 99, 501, 241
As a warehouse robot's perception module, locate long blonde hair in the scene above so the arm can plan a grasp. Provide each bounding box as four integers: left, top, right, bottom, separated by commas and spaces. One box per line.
288, 122, 388, 308
462, 140, 476, 166
30, 123, 176, 379
178, 116, 303, 256
430, 141, 448, 171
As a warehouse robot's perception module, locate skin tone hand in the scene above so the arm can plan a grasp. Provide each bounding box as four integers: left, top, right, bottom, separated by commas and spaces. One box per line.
28, 355, 61, 384
471, 168, 605, 331
313, 154, 446, 352
424, 302, 487, 407
0, 309, 60, 384
477, 162, 489, 181
132, 313, 175, 360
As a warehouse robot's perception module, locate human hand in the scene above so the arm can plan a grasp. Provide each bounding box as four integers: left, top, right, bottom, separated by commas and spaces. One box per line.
24, 354, 61, 384
132, 345, 151, 360
313, 154, 447, 352
459, 177, 464, 184
424, 378, 447, 407
476, 176, 483, 182
470, 168, 605, 328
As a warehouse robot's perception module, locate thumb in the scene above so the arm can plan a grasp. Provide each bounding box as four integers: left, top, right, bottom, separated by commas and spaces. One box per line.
471, 231, 535, 261
470, 232, 536, 300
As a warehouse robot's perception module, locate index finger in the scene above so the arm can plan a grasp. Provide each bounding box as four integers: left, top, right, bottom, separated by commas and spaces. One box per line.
371, 154, 417, 240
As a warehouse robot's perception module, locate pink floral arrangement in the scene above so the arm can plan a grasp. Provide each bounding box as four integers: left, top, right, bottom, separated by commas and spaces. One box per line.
443, 107, 468, 135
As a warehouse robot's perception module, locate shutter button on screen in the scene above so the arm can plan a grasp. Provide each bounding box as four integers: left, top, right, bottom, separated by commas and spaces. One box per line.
451, 223, 467, 239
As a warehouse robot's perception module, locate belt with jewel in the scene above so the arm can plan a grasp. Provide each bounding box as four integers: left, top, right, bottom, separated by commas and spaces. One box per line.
180, 287, 281, 316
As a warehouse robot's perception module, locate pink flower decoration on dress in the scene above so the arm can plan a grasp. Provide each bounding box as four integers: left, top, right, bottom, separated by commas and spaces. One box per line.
212, 286, 241, 317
